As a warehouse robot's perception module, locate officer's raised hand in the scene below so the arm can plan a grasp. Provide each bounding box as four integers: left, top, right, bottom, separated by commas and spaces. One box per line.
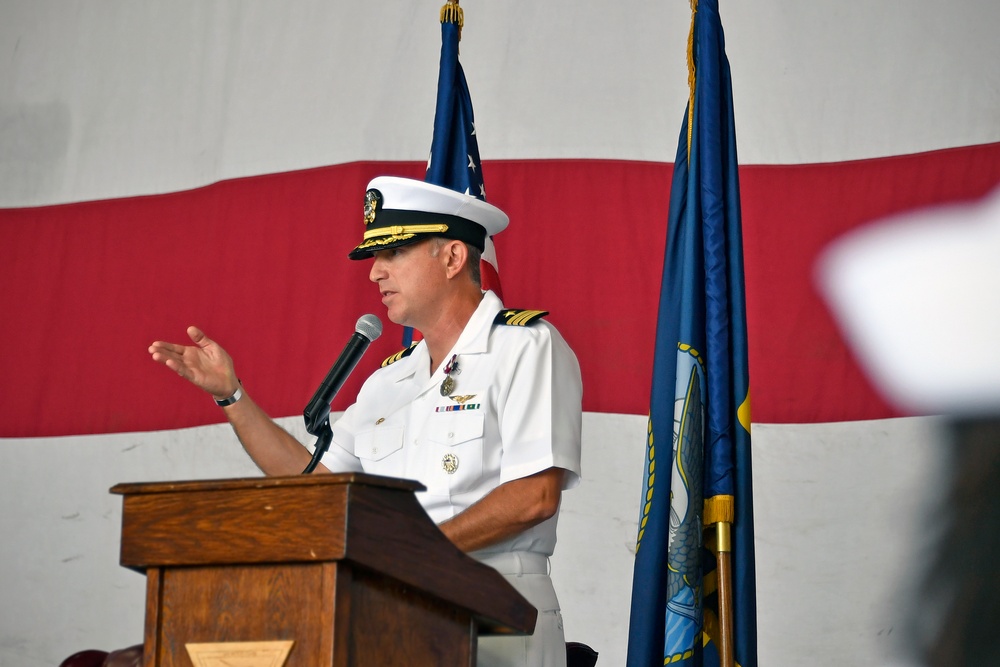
149, 326, 239, 401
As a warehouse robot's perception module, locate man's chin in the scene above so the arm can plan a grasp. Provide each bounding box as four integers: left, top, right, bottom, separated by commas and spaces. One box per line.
383, 308, 410, 328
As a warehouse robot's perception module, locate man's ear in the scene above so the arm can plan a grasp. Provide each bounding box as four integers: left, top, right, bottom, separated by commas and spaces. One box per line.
442, 240, 469, 280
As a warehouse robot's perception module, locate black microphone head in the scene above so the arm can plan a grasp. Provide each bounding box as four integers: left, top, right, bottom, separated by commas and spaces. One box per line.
355, 314, 383, 342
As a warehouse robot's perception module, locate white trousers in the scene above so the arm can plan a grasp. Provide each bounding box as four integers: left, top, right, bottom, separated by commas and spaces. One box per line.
475, 553, 567, 667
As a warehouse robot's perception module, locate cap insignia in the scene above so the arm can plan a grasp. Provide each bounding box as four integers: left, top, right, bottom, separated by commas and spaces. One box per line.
364, 189, 383, 226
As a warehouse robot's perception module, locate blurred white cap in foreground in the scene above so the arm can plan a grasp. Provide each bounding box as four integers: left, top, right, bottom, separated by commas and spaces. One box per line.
817, 185, 1000, 415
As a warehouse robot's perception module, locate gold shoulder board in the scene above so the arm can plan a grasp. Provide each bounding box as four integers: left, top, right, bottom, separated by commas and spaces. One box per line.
381, 342, 419, 367
493, 309, 549, 327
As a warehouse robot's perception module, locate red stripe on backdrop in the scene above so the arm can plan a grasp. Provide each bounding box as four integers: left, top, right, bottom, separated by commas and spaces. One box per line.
2, 144, 999, 437
741, 143, 1000, 423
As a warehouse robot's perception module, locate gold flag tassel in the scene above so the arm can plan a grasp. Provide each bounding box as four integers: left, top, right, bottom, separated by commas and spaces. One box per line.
440, 0, 464, 41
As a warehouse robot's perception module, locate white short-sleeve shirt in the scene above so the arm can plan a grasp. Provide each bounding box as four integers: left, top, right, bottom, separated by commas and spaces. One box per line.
321, 290, 582, 557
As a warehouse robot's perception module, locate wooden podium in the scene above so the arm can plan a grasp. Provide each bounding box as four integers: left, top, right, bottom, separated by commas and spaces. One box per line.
111, 473, 537, 667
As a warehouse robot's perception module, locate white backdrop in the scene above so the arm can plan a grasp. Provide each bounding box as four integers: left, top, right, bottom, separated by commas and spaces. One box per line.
3, 1, 999, 208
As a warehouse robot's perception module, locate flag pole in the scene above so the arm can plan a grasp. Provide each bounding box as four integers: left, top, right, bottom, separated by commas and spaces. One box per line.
716, 520, 735, 667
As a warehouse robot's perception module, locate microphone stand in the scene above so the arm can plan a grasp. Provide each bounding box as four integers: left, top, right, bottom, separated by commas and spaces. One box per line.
302, 420, 333, 475
302, 423, 333, 474
302, 422, 333, 475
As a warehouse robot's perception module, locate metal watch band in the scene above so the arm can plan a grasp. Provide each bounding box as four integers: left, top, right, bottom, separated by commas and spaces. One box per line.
214, 386, 243, 407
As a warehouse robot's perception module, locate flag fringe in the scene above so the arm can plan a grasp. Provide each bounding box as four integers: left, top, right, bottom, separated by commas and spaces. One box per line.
686, 0, 698, 157
704, 494, 735, 525
440, 1, 464, 32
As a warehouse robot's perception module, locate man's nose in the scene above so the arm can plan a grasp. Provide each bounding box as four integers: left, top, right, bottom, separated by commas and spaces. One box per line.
369, 257, 385, 282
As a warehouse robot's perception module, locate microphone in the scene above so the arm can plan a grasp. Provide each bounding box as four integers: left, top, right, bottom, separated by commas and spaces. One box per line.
303, 314, 383, 436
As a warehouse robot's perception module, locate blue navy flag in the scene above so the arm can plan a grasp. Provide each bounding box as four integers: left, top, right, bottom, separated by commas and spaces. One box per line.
626, 1, 757, 666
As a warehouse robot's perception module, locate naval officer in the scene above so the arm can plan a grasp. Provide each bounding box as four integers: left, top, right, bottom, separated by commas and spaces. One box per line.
150, 176, 583, 666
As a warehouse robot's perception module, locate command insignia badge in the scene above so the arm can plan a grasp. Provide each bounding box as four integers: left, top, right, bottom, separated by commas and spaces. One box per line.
364, 188, 382, 226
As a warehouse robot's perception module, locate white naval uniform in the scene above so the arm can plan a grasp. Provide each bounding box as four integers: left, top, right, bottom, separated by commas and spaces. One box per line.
321, 290, 583, 667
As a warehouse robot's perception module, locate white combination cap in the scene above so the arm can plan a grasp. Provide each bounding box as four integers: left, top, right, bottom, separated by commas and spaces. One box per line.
349, 176, 509, 260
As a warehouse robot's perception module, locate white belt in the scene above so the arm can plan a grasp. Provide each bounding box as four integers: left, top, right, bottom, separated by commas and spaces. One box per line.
475, 551, 551, 576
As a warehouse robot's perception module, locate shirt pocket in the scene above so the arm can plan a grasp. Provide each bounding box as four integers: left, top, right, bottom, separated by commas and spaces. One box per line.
353, 425, 406, 480
421, 411, 485, 495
